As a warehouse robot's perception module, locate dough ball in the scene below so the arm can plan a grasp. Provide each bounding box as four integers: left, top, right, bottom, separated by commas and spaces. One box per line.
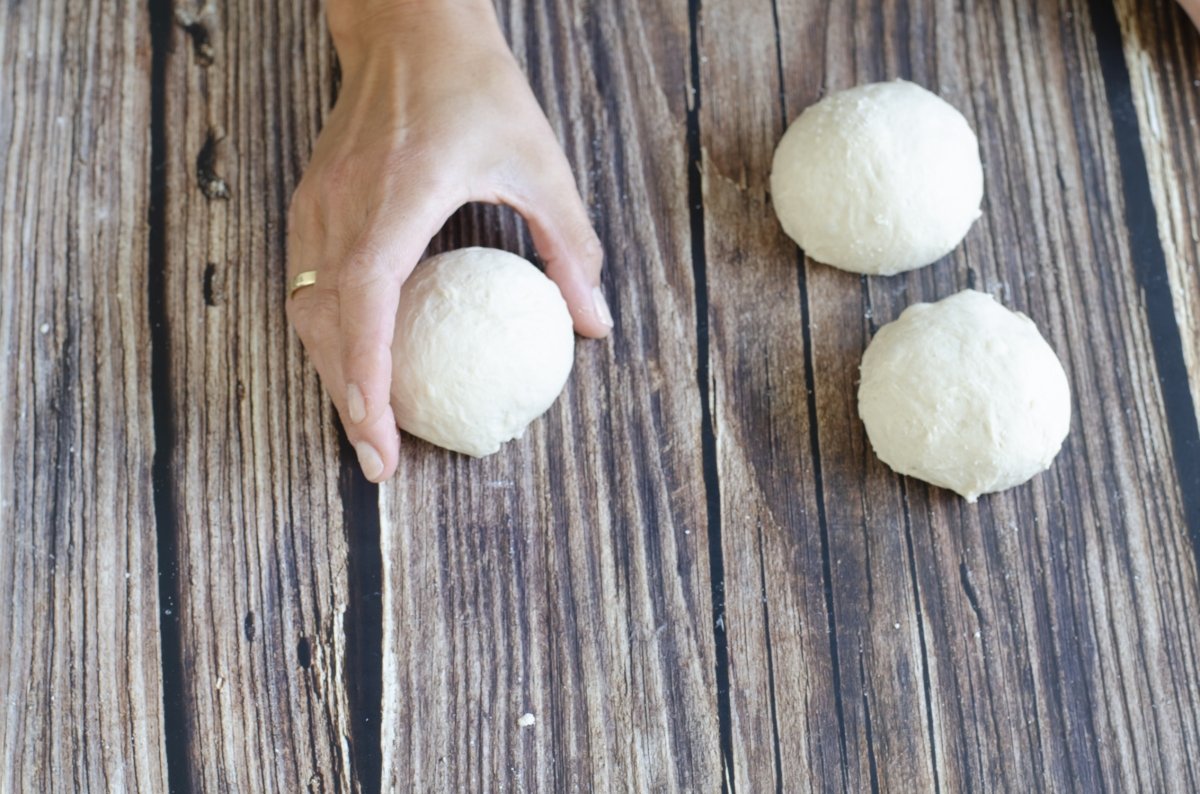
770, 80, 983, 275
857, 289, 1071, 502
390, 247, 575, 457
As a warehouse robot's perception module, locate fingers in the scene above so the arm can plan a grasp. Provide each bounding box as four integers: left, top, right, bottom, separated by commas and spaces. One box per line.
336, 245, 403, 473
287, 283, 400, 483
287, 225, 409, 482
335, 209, 448, 480
348, 407, 403, 484
510, 159, 613, 339
334, 249, 411, 480
289, 188, 392, 477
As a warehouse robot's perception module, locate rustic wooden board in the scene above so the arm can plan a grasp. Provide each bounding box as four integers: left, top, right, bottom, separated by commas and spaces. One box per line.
6, 0, 1200, 790
377, 0, 723, 790
1115, 0, 1200, 422
696, 0, 1200, 791
156, 0, 360, 789
693, 0, 844, 786
0, 0, 168, 790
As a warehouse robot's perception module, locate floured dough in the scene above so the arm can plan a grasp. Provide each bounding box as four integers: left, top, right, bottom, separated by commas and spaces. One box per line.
770, 80, 983, 275
390, 247, 574, 457
857, 289, 1071, 502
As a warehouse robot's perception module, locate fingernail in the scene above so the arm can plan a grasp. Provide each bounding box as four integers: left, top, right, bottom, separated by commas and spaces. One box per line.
592, 287, 614, 328
347, 383, 367, 424
354, 441, 384, 482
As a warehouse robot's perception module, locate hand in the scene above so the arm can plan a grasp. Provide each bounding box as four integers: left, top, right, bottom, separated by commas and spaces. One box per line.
1182, 0, 1200, 29
287, 0, 612, 482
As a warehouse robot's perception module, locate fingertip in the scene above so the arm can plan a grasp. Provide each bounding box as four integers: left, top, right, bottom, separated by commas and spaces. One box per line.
505, 168, 612, 337
534, 228, 613, 337
589, 285, 614, 335
353, 440, 386, 482
567, 287, 613, 338
350, 408, 401, 483
336, 248, 405, 428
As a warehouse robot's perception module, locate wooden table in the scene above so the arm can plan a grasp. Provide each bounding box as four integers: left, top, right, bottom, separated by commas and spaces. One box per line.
4, 0, 1200, 790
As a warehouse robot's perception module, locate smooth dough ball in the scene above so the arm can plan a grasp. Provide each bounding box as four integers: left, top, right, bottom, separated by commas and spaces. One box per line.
770, 80, 983, 275
390, 247, 574, 457
857, 290, 1071, 502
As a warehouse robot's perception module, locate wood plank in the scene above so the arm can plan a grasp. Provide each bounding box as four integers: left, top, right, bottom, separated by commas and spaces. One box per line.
0, 0, 168, 790
1113, 0, 1200, 424
378, 0, 723, 789
701, 0, 1200, 790
158, 1, 359, 789
693, 0, 846, 789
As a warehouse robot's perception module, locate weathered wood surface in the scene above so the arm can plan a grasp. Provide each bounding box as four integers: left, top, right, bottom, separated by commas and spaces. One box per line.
0, 0, 169, 791
700, 0, 1200, 790
1116, 0, 1200, 423
378, 1, 723, 789
156, 0, 359, 790
4, 0, 1200, 791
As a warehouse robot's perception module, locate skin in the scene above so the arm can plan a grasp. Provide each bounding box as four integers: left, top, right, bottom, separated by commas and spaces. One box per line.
287, 0, 612, 482
1182, 0, 1200, 29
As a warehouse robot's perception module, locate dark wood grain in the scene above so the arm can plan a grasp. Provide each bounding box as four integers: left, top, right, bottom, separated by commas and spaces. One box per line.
1114, 0, 1200, 421
0, 0, 168, 790
6, 0, 1200, 790
157, 1, 359, 789
693, 0, 849, 789
694, 0, 1200, 790
377, 0, 724, 790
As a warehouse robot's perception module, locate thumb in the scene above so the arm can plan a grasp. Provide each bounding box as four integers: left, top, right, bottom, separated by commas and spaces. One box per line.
508, 162, 613, 338
335, 208, 442, 480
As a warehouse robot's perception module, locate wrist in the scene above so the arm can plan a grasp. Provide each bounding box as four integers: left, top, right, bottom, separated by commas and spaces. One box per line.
327, 0, 504, 72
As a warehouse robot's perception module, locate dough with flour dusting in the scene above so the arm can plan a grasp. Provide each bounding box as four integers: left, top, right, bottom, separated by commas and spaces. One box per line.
771, 80, 983, 275
390, 247, 574, 457
858, 290, 1071, 502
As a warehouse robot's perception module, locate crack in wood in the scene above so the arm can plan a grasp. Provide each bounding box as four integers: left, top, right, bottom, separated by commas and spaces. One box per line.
202, 262, 220, 307
148, 0, 194, 791
687, 0, 737, 789
196, 130, 230, 201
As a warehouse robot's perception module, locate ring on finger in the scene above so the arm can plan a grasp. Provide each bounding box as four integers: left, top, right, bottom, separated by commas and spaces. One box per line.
288, 270, 318, 299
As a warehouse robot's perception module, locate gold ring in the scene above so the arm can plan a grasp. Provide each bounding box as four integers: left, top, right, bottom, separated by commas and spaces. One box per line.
288, 270, 317, 298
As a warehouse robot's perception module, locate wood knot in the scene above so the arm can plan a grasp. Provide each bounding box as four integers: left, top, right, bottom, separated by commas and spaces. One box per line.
197, 129, 230, 200
174, 9, 214, 67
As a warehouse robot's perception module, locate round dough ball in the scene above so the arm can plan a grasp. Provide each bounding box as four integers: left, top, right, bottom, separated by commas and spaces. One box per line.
857, 289, 1070, 502
770, 80, 983, 275
390, 247, 575, 457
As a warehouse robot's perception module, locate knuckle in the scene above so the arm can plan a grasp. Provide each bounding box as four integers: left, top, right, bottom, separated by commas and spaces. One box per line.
553, 216, 604, 278
343, 351, 389, 386
341, 311, 396, 356
579, 224, 604, 263
288, 292, 338, 343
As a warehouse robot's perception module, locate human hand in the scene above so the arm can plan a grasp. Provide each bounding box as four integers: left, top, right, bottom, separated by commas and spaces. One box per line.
1182, 0, 1200, 29
287, 0, 612, 482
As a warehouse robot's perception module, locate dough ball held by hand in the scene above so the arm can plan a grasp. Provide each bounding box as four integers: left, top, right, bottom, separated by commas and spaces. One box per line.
858, 290, 1071, 502
771, 80, 983, 275
390, 247, 575, 457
